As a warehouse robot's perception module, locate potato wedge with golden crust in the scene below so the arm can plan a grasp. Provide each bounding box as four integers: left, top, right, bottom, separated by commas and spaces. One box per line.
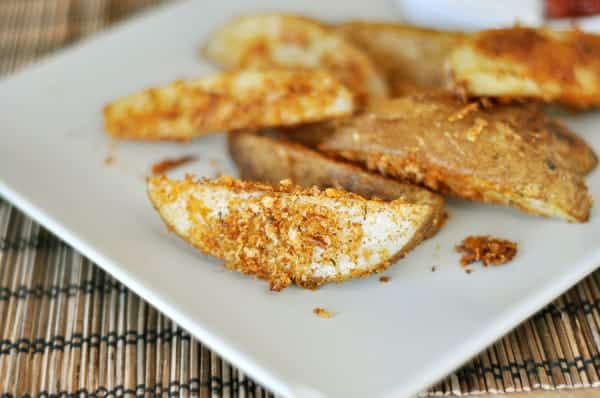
319, 94, 593, 222
228, 131, 445, 238
336, 21, 466, 96
103, 68, 353, 141
369, 96, 597, 175
447, 27, 600, 108
148, 176, 438, 290
283, 98, 597, 176
203, 14, 388, 104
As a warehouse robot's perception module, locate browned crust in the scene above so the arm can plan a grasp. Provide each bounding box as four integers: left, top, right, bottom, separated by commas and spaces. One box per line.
103, 68, 352, 141
449, 27, 600, 108
227, 131, 446, 237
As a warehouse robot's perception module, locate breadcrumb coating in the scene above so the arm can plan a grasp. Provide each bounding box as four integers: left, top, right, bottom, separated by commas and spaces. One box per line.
104, 68, 353, 141
448, 27, 600, 108
147, 175, 437, 290
203, 14, 388, 105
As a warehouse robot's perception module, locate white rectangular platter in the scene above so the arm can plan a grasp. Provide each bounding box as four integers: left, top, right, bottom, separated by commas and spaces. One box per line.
1, 1, 599, 397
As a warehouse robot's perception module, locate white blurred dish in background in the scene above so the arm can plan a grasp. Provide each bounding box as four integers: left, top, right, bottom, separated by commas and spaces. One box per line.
395, 0, 600, 31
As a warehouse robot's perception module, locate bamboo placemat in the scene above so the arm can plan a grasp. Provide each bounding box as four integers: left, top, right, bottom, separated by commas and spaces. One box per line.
2, 1, 600, 397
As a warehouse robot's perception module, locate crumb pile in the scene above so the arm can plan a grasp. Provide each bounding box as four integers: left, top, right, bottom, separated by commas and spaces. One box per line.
456, 236, 517, 266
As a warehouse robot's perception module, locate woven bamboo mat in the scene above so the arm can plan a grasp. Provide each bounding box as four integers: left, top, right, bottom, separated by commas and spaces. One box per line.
2, 1, 600, 397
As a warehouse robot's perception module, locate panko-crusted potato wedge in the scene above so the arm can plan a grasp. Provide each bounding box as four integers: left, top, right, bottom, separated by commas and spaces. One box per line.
228, 131, 445, 238
203, 14, 388, 104
336, 21, 466, 95
104, 68, 353, 141
319, 94, 593, 222
447, 27, 600, 108
148, 176, 438, 290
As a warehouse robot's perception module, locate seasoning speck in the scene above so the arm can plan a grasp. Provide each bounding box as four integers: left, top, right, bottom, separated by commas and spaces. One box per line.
431, 265, 437, 272
379, 276, 390, 283
151, 155, 196, 175
465, 269, 473, 274
313, 307, 333, 319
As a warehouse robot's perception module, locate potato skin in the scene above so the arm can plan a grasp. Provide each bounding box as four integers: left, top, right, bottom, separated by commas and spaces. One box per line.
336, 21, 465, 95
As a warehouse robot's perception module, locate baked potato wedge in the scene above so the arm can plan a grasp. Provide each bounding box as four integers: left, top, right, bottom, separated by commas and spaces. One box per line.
447, 27, 600, 108
203, 14, 388, 104
336, 21, 465, 95
282, 99, 597, 175
319, 94, 593, 222
104, 68, 353, 141
148, 175, 439, 290
369, 96, 597, 175
228, 131, 445, 238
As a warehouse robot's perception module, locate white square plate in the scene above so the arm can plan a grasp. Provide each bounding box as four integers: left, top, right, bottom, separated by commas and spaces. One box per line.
1, 1, 600, 397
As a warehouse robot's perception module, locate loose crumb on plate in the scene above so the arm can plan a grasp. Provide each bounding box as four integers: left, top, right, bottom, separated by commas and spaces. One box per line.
313, 307, 333, 319
465, 268, 473, 274
105, 139, 118, 165
379, 276, 390, 283
455, 235, 517, 267
151, 155, 196, 175
431, 265, 437, 272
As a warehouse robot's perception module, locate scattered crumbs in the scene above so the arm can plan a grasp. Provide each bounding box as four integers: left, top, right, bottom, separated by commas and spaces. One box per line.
431, 265, 437, 272
313, 307, 333, 319
379, 276, 390, 283
151, 155, 197, 175
455, 235, 518, 267
104, 154, 114, 165
104, 139, 118, 165
465, 268, 473, 274
208, 159, 219, 167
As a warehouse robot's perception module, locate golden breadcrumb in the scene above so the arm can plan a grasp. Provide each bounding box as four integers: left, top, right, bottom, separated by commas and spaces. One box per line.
456, 236, 518, 266
313, 307, 334, 319
147, 175, 437, 290
448, 27, 600, 108
104, 68, 353, 141
203, 14, 388, 105
379, 276, 390, 283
